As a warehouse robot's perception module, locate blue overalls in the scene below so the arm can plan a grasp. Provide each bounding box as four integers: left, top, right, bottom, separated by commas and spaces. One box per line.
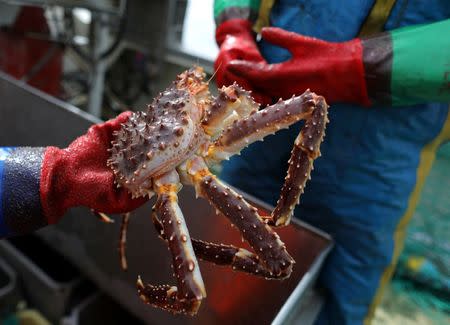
220, 1, 450, 323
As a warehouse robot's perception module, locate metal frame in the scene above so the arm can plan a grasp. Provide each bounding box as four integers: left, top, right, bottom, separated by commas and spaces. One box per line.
0, 0, 125, 16
230, 190, 334, 325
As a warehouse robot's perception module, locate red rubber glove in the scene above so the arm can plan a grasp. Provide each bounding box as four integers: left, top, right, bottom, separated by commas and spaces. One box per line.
41, 112, 147, 224
228, 27, 371, 106
215, 19, 271, 105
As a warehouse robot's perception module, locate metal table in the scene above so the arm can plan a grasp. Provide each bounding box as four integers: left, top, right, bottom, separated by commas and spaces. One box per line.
0, 72, 332, 324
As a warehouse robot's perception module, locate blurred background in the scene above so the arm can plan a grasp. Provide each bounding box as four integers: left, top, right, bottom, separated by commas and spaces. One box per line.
0, 0, 218, 120
0, 1, 448, 324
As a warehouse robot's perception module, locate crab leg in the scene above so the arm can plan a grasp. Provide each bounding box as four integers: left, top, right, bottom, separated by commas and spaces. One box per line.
271, 97, 328, 226
137, 171, 206, 315
183, 157, 294, 278
205, 91, 328, 226
151, 207, 279, 279
202, 83, 259, 137
192, 240, 280, 278
91, 209, 114, 223
205, 90, 320, 163
119, 213, 130, 271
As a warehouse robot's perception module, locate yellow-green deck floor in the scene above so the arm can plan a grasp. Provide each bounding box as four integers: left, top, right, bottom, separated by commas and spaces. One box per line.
374, 143, 450, 325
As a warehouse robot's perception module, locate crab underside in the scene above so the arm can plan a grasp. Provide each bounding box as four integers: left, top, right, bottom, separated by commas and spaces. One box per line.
99, 67, 328, 315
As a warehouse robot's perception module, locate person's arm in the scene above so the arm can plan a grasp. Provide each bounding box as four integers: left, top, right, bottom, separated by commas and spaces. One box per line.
213, 1, 271, 103
372, 19, 450, 106
0, 146, 47, 237
214, 0, 260, 36
228, 19, 450, 107
0, 112, 146, 238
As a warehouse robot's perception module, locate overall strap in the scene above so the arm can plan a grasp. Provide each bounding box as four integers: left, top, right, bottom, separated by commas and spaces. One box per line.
358, 0, 398, 37
253, 0, 276, 33
254, 0, 399, 36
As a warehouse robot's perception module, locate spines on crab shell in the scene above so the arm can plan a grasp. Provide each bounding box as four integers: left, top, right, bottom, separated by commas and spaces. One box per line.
136, 281, 179, 312
152, 191, 205, 308
201, 82, 260, 137
297, 96, 329, 158
185, 156, 294, 278
152, 208, 278, 279
107, 110, 157, 198
138, 171, 206, 316
151, 198, 281, 279
107, 85, 204, 198
191, 239, 282, 279
173, 66, 209, 96
203, 90, 329, 226
137, 280, 201, 316
271, 96, 329, 226
205, 90, 318, 163
197, 175, 294, 277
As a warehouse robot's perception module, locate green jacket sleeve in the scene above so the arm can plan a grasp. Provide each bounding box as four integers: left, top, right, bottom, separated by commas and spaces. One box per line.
214, 0, 261, 25
362, 19, 450, 106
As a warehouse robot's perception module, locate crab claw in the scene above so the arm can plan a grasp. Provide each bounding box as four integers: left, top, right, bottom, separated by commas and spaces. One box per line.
136, 276, 201, 316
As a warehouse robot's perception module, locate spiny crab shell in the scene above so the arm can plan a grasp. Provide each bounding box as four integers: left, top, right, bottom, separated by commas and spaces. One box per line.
104, 66, 329, 316
108, 68, 212, 197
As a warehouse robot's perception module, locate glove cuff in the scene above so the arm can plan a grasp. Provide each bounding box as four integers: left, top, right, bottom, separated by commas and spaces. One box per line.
215, 19, 255, 46
40, 146, 71, 223
332, 38, 371, 106
0, 147, 48, 237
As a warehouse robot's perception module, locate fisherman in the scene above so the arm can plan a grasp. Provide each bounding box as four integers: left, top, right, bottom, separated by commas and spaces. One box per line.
213, 0, 450, 324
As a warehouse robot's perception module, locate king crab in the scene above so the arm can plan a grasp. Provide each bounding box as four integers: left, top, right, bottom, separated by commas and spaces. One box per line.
105, 67, 328, 315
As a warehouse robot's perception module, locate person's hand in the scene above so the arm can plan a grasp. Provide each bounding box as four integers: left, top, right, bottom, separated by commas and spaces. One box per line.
41, 112, 147, 223
228, 27, 371, 106
214, 19, 272, 105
